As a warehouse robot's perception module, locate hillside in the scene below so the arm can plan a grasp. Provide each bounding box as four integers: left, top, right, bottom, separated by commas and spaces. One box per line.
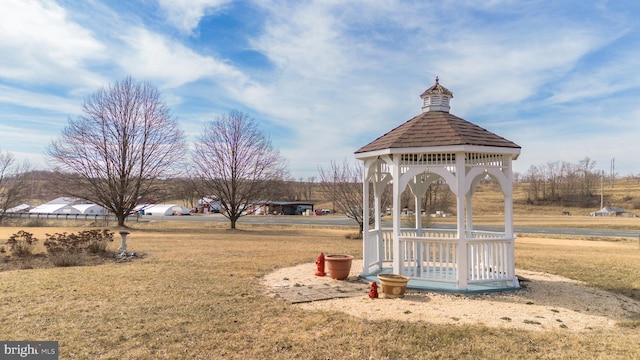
19, 171, 640, 223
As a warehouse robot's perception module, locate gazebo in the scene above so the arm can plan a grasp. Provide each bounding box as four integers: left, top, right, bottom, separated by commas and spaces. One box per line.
355, 78, 521, 293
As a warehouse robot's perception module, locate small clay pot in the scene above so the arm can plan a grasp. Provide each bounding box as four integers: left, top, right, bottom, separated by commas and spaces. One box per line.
377, 273, 410, 298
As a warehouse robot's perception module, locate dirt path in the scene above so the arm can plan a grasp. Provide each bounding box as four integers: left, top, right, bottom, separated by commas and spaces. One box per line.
263, 260, 640, 333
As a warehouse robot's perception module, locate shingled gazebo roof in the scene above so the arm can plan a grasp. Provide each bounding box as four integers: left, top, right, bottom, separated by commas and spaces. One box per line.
355, 111, 520, 154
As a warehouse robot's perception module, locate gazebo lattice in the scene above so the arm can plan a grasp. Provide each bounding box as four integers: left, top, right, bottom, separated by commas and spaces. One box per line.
355, 78, 521, 292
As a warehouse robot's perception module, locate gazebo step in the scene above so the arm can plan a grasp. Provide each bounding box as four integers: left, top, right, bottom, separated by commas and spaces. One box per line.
360, 268, 520, 294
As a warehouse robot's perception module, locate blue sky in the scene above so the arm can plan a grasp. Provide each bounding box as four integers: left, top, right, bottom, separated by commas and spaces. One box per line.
1, 0, 639, 179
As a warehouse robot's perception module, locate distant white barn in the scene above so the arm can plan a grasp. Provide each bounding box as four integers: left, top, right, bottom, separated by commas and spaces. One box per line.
29, 197, 108, 215
590, 206, 625, 216
46, 197, 78, 205
72, 204, 108, 215
144, 204, 190, 216
30, 203, 81, 214
5, 203, 31, 213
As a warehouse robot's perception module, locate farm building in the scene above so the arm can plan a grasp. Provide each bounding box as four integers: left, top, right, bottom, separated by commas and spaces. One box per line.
198, 197, 222, 213
250, 201, 314, 215
30, 203, 81, 215
72, 203, 108, 215
132, 203, 154, 214
45, 196, 79, 204
28, 197, 108, 215
5, 203, 31, 213
143, 204, 190, 216
589, 206, 635, 216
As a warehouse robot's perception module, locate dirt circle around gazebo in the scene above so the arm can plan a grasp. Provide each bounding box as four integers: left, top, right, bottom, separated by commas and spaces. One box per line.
262, 259, 640, 333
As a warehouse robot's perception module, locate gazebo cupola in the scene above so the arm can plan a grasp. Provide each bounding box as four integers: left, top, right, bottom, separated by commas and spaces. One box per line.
420, 76, 452, 113
355, 78, 521, 293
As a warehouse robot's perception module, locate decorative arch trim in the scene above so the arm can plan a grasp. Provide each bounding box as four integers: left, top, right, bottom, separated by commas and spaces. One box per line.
399, 167, 458, 195
465, 167, 509, 196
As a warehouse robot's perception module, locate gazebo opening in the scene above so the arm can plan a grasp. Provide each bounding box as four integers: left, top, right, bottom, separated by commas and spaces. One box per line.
355, 78, 521, 293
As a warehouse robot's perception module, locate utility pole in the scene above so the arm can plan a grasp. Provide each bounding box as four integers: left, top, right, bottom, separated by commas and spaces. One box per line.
610, 158, 615, 187
600, 169, 604, 209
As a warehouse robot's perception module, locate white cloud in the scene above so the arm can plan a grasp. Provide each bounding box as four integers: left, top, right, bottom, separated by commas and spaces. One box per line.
0, 0, 106, 87
0, 123, 55, 169
0, 85, 80, 114
157, 0, 231, 34
544, 44, 640, 106
117, 27, 248, 89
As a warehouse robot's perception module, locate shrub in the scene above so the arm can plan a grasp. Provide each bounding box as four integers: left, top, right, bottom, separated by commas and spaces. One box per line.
49, 252, 84, 267
44, 232, 83, 254
44, 232, 85, 267
43, 229, 114, 267
82, 229, 114, 253
6, 230, 38, 257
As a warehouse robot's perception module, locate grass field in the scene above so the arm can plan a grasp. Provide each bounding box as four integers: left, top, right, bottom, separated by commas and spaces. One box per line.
1, 220, 639, 359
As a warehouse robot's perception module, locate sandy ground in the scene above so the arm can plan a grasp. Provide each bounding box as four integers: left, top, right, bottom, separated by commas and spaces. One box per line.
262, 260, 640, 332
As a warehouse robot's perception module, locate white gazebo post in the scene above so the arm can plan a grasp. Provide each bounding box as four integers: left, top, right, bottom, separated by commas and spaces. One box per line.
455, 153, 468, 290
391, 156, 402, 274
362, 164, 371, 271
504, 156, 517, 284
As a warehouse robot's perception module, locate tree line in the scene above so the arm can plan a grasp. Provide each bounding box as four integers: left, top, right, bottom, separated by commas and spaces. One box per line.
517, 157, 604, 207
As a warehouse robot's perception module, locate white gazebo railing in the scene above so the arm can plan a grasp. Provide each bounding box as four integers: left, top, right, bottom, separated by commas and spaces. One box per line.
400, 236, 458, 282
364, 228, 514, 284
467, 238, 512, 282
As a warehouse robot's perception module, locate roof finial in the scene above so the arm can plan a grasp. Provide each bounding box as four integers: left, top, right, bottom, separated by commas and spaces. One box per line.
435, 76, 439, 84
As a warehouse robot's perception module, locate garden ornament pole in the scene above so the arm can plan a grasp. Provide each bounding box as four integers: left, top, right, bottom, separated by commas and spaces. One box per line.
118, 230, 130, 255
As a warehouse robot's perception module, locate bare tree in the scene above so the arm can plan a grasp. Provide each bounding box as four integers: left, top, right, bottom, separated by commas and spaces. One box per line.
167, 178, 199, 210
191, 110, 288, 229
47, 77, 187, 227
422, 181, 453, 216
304, 176, 316, 201
0, 151, 31, 223
281, 177, 316, 202
318, 159, 373, 234
524, 164, 542, 204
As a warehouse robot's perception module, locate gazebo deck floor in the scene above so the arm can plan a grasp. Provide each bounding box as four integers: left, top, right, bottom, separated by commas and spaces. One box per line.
360, 267, 520, 294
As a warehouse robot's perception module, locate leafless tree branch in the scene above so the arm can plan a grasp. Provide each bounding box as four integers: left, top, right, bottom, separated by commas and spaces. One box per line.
0, 151, 31, 223
318, 159, 374, 233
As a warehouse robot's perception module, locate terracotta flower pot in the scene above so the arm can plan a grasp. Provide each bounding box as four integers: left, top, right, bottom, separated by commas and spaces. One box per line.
325, 254, 354, 280
377, 274, 410, 298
